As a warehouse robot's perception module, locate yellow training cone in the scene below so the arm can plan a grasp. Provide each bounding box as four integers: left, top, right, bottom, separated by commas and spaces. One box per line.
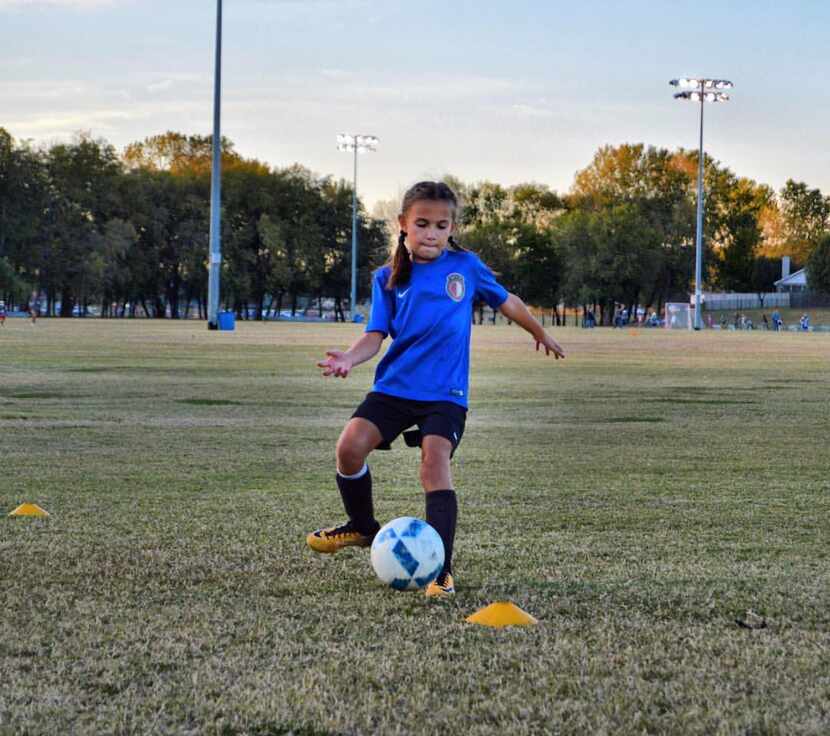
8, 503, 50, 518
466, 601, 538, 628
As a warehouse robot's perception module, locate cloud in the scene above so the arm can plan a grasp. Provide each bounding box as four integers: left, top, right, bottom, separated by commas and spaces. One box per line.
320, 69, 352, 81
0, 80, 89, 99
147, 79, 175, 93
0, 0, 121, 7
145, 75, 203, 94
511, 103, 555, 119
238, 71, 526, 109
6, 109, 138, 134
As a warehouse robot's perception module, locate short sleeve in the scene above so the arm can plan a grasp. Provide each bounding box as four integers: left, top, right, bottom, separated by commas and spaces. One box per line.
474, 256, 509, 309
365, 268, 394, 336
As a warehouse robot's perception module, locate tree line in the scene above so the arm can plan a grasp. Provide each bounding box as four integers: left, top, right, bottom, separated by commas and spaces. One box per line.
0, 129, 387, 319
1, 128, 829, 323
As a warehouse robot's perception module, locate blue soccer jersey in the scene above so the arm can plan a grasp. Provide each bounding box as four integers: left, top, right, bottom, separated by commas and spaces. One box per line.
365, 249, 509, 408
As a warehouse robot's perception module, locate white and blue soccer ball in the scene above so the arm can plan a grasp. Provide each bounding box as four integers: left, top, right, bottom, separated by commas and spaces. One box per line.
370, 517, 445, 591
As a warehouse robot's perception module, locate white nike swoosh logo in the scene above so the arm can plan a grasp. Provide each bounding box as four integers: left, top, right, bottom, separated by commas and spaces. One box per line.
397, 289, 410, 298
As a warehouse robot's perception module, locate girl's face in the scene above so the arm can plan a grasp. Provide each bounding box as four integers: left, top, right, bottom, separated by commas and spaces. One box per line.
398, 200, 456, 264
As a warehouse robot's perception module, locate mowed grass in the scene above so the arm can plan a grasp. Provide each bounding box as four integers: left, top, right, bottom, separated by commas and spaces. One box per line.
1, 319, 829, 736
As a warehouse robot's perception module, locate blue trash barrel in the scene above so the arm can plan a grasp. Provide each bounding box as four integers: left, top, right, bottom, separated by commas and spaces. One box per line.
218, 311, 236, 331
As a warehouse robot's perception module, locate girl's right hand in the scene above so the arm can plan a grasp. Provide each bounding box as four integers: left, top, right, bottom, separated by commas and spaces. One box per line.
317, 350, 353, 378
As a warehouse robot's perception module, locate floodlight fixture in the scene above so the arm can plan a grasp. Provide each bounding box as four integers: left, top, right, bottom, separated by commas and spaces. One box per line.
337, 133, 380, 318
337, 133, 379, 153
670, 76, 734, 330
674, 91, 730, 102
671, 78, 733, 90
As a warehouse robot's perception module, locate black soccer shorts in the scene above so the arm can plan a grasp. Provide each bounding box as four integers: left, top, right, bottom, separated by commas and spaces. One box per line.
352, 391, 467, 456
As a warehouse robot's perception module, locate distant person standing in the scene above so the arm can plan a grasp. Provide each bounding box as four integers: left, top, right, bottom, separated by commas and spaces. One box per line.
0, 301, 6, 327
584, 309, 596, 328
800, 313, 810, 331
762, 313, 769, 330
28, 292, 39, 324
771, 309, 782, 331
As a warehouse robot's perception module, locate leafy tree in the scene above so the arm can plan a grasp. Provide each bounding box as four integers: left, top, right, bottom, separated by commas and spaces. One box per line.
371, 197, 403, 254
510, 183, 564, 229
713, 177, 771, 292
0, 129, 50, 294
0, 256, 26, 299
221, 167, 286, 319
43, 133, 125, 316
513, 225, 563, 322
570, 144, 698, 309
571, 144, 691, 216
319, 178, 377, 318
558, 205, 662, 324
750, 257, 782, 306
453, 179, 565, 318
779, 180, 830, 262
459, 181, 510, 228
807, 233, 830, 294
757, 199, 787, 258
87, 219, 138, 317
122, 131, 266, 177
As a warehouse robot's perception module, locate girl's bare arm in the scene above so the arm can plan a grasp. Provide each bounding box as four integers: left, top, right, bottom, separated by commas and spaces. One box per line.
317, 331, 385, 377
499, 293, 566, 359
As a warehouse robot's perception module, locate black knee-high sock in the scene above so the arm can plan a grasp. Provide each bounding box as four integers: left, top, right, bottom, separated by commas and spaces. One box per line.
336, 464, 378, 535
425, 489, 457, 577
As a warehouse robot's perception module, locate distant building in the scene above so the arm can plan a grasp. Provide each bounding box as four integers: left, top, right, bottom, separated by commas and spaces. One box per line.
775, 256, 808, 293
775, 268, 807, 293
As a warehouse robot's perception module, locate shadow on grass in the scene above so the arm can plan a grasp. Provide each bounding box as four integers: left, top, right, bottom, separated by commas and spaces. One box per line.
220, 725, 336, 736
3, 391, 67, 400
644, 398, 758, 405
177, 399, 245, 407
601, 416, 665, 424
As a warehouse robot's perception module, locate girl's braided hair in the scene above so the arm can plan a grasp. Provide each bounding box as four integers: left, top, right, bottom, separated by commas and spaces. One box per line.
386, 181, 464, 289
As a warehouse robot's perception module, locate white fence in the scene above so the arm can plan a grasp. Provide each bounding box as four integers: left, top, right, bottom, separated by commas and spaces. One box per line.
701, 292, 790, 312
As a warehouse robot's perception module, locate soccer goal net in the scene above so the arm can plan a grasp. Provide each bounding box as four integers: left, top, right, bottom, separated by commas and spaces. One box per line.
665, 302, 692, 330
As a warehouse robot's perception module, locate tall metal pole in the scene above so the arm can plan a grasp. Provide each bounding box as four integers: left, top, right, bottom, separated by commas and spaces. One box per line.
337, 134, 377, 318
207, 0, 223, 329
671, 77, 732, 330
693, 80, 705, 331
350, 145, 358, 318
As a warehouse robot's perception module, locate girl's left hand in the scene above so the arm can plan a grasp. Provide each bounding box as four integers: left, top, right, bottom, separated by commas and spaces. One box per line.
536, 333, 566, 359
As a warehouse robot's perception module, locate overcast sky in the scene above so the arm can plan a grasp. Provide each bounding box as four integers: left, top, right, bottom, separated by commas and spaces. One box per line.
2, 0, 829, 208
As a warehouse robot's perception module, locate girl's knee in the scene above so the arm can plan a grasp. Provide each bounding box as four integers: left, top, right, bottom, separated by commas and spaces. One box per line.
336, 435, 368, 474
419, 452, 451, 488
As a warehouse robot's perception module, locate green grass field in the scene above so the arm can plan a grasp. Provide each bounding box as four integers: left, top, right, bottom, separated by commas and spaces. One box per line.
1, 320, 828, 735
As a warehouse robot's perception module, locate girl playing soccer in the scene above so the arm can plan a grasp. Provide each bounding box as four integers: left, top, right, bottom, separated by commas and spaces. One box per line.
307, 181, 565, 597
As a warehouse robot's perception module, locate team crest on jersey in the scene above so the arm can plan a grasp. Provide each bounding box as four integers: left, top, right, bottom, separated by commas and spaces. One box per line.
446, 273, 465, 302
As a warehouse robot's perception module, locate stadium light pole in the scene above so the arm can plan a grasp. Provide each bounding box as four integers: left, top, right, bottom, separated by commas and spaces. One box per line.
207, 0, 223, 329
337, 134, 379, 319
670, 77, 733, 330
